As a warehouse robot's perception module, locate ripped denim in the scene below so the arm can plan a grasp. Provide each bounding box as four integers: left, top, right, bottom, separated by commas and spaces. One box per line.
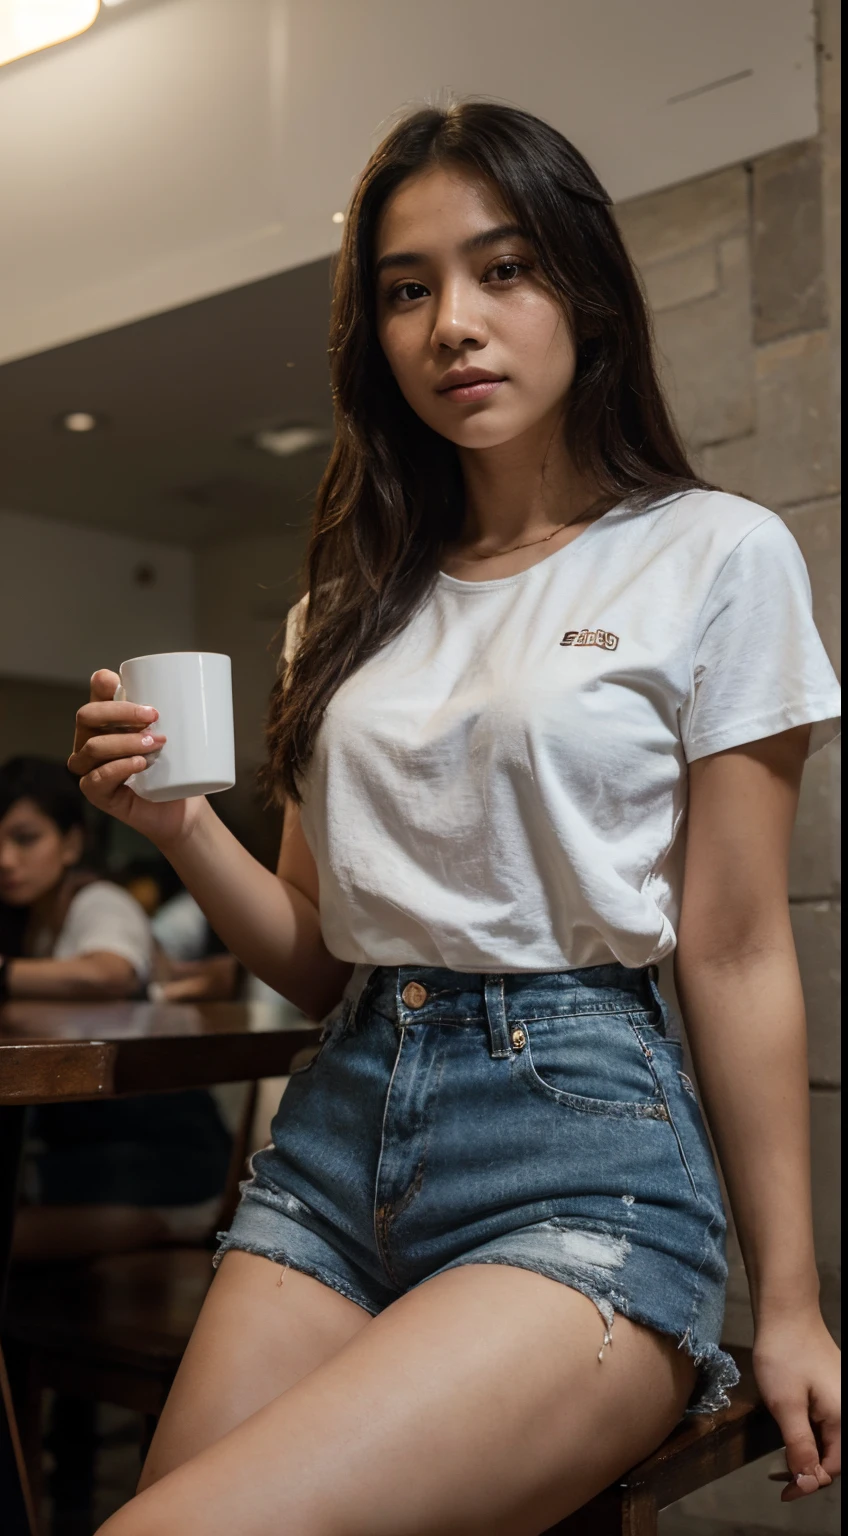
215, 962, 740, 1415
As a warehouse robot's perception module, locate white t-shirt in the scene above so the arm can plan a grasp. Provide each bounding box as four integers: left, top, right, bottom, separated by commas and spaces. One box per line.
285, 491, 841, 973
31, 881, 153, 982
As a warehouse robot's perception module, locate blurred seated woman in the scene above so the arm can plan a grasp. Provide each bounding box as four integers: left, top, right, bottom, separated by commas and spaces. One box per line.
0, 756, 232, 1262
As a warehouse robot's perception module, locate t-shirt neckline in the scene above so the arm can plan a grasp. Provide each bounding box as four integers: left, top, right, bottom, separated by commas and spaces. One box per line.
436, 497, 630, 592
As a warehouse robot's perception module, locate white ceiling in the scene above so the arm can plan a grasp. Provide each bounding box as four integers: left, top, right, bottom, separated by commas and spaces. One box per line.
0, 0, 817, 366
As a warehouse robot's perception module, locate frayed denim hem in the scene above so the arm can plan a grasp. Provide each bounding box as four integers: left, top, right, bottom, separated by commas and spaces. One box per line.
425, 1252, 741, 1417
212, 1231, 379, 1317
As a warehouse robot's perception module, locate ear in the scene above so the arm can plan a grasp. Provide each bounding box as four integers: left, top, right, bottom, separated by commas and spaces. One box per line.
61, 825, 85, 869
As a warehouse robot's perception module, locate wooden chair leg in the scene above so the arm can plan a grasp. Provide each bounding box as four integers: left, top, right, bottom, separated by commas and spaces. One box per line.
2, 1340, 44, 1524
545, 1485, 658, 1535
620, 1489, 658, 1535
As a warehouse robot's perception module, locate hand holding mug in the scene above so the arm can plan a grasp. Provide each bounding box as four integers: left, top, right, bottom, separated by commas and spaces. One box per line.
69, 652, 235, 848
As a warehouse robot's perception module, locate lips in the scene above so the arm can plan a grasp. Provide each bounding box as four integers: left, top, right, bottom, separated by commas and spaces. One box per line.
437, 370, 505, 392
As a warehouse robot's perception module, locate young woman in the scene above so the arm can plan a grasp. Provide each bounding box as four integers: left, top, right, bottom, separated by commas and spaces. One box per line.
0, 756, 232, 1260
0, 755, 152, 1005
71, 103, 840, 1535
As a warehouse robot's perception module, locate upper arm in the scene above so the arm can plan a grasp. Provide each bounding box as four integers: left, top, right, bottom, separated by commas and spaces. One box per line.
276, 797, 321, 911
676, 723, 811, 966
56, 883, 153, 983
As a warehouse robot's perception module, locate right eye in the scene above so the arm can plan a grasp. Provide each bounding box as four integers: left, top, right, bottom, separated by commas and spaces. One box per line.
388, 281, 430, 305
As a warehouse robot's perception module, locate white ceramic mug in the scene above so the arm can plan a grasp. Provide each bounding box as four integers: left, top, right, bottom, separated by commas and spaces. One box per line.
114, 652, 235, 803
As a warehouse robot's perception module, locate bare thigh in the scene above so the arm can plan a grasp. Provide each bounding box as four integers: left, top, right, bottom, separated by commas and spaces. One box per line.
104, 1263, 697, 1536
140, 1249, 371, 1486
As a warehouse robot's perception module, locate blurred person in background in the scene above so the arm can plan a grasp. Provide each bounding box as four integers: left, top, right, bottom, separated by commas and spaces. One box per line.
116, 854, 244, 1002
0, 756, 233, 1263
0, 754, 151, 1003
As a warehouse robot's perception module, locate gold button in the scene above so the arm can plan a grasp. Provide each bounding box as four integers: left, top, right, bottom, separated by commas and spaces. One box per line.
401, 981, 429, 1009
511, 1027, 526, 1050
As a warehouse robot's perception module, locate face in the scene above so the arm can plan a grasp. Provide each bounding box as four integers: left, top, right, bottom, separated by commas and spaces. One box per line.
374, 164, 577, 451
0, 799, 83, 907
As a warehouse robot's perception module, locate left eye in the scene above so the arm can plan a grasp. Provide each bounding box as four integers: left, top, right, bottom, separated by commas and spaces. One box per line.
486, 262, 524, 283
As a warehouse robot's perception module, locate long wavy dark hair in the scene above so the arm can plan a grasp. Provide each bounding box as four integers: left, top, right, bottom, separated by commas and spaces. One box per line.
266, 99, 709, 802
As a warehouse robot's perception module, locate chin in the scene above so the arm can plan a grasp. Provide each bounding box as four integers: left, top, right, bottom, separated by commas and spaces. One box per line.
444, 421, 528, 450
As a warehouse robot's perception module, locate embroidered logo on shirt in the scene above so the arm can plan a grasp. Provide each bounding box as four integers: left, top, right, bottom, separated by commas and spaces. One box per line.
560, 628, 619, 651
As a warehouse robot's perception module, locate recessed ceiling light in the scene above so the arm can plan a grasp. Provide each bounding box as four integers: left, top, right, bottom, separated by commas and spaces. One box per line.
331, 212, 345, 224
61, 411, 99, 432
252, 426, 333, 458
0, 0, 100, 68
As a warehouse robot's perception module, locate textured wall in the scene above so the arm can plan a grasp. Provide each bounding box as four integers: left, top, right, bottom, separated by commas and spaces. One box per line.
619, 4, 840, 1532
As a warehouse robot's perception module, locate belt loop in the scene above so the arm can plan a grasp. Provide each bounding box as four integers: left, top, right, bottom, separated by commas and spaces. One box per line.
483, 975, 511, 1059
645, 965, 669, 1032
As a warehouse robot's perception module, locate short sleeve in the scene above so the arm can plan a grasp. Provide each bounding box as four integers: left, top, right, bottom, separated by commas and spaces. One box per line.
53, 882, 154, 981
279, 594, 309, 673
680, 515, 841, 762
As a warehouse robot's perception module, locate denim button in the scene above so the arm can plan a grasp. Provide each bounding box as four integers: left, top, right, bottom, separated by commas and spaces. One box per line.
401, 982, 429, 1009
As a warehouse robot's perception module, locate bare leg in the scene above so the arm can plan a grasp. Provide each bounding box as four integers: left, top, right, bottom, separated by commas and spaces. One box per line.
141, 1250, 371, 1484
100, 1262, 697, 1536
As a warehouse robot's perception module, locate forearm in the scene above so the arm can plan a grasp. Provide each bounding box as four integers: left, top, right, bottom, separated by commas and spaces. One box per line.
6, 953, 138, 1000
157, 798, 351, 1019
674, 935, 820, 1324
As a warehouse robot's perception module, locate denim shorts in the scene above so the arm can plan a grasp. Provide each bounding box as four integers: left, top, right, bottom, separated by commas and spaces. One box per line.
215, 962, 740, 1415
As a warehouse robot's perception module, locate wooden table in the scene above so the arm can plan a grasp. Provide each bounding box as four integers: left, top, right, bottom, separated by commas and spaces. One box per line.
0, 999, 321, 1535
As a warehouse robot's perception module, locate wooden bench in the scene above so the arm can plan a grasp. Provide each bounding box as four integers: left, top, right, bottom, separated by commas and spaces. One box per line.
544, 1346, 782, 1533
4, 1244, 781, 1536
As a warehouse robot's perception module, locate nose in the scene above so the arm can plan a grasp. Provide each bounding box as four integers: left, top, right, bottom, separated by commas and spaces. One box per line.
430, 275, 488, 353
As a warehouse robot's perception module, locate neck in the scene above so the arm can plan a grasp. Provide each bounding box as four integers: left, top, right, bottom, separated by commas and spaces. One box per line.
454, 408, 599, 554
28, 870, 82, 941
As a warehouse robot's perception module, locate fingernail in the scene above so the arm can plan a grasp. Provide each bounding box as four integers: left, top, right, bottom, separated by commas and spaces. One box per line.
139, 706, 157, 719
140, 735, 155, 747
795, 1473, 819, 1494
815, 1464, 831, 1485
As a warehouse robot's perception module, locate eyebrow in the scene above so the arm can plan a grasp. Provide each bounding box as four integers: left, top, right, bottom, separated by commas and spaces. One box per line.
374, 223, 532, 281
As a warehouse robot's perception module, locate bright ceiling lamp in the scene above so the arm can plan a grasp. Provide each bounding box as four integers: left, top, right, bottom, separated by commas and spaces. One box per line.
0, 0, 100, 68
253, 426, 333, 458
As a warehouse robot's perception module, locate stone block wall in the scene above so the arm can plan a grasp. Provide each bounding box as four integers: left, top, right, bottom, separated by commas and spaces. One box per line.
615, 4, 840, 1531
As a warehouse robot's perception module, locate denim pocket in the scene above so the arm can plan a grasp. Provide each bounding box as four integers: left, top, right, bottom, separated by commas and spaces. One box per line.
515, 1010, 670, 1121
289, 996, 355, 1077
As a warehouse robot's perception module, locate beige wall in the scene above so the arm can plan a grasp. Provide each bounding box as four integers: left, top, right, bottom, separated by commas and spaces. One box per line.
0, 675, 84, 763
194, 529, 304, 866
0, 507, 195, 685
629, 3, 840, 1532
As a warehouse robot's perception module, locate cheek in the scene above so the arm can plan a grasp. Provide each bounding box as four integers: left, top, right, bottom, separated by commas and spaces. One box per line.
380, 320, 421, 391
28, 839, 65, 885
509, 300, 576, 386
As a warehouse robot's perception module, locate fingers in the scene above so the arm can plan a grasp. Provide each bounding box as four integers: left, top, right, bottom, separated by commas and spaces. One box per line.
78, 754, 151, 807
816, 1410, 841, 1483
89, 668, 122, 701
77, 699, 159, 733
778, 1402, 834, 1501
70, 729, 165, 774
159, 976, 209, 1002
